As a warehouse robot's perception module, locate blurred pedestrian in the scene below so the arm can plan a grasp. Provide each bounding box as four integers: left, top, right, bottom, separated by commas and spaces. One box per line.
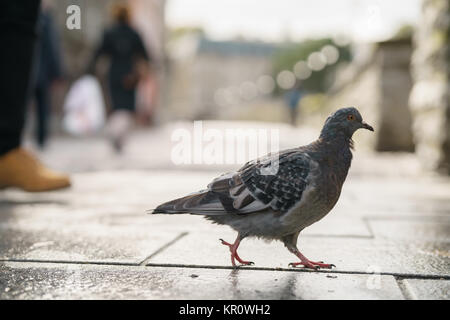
285, 82, 305, 126
30, 1, 64, 149
88, 2, 151, 152
0, 0, 70, 192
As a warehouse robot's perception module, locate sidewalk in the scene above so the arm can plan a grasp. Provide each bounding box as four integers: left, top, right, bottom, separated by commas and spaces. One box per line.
1, 122, 449, 299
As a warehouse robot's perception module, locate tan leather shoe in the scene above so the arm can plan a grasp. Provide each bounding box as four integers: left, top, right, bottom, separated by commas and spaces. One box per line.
0, 148, 71, 192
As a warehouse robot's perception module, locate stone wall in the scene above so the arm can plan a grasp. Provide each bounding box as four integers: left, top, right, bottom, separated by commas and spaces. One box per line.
376, 39, 415, 152
327, 40, 415, 152
409, 0, 450, 174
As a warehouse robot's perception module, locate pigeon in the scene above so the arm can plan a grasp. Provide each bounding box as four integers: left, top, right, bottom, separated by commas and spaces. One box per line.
151, 107, 374, 269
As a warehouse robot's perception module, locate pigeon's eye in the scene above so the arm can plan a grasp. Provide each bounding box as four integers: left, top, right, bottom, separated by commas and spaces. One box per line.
347, 114, 355, 121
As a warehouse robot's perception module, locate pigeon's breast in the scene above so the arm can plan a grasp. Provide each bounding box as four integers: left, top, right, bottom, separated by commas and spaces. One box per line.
281, 160, 348, 232
281, 182, 331, 232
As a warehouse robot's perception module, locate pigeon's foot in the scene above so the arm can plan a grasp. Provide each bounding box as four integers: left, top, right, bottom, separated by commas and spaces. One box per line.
220, 238, 254, 267
285, 246, 335, 270
289, 260, 335, 270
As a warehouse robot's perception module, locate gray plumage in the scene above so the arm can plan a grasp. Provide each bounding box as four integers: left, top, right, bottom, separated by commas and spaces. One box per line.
152, 107, 374, 268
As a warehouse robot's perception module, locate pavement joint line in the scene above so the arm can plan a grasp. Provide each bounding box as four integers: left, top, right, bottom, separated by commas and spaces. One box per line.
394, 277, 419, 300
301, 234, 374, 239
0, 258, 139, 267
361, 217, 375, 238
2, 258, 448, 280
364, 215, 450, 222
138, 231, 189, 266
142, 263, 450, 280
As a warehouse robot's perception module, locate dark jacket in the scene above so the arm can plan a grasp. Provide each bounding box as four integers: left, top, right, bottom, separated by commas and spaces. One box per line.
90, 22, 150, 111
34, 9, 63, 89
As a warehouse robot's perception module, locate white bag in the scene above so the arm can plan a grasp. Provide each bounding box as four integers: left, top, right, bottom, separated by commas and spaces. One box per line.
63, 75, 106, 136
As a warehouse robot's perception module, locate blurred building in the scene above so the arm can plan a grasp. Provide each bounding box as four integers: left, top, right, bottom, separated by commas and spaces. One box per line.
165, 34, 277, 120
327, 39, 415, 152
409, 0, 450, 175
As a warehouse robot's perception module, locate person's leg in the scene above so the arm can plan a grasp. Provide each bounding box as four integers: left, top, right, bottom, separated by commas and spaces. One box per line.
35, 85, 49, 148
106, 109, 134, 153
290, 107, 297, 126
107, 83, 136, 153
0, 1, 41, 155
0, 1, 70, 191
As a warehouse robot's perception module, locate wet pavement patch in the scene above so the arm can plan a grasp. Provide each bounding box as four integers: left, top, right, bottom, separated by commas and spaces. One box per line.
0, 261, 405, 300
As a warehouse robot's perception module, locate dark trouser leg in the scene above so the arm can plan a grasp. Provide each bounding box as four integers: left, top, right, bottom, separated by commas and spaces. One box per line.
290, 107, 297, 126
35, 86, 49, 148
0, 1, 41, 156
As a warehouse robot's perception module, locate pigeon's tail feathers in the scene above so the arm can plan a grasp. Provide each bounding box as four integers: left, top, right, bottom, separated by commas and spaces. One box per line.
151, 190, 227, 216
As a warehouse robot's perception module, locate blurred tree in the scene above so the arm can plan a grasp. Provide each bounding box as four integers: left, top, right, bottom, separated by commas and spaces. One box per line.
392, 24, 414, 40
168, 26, 205, 40
272, 38, 351, 93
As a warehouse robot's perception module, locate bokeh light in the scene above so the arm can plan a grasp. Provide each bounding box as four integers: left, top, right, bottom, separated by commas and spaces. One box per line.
321, 45, 339, 65
307, 52, 327, 71
276, 70, 296, 90
293, 61, 312, 80
256, 75, 276, 94
332, 34, 351, 47
239, 81, 258, 101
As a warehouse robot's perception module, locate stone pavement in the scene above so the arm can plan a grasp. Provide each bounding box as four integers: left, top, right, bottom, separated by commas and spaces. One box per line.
1, 122, 449, 299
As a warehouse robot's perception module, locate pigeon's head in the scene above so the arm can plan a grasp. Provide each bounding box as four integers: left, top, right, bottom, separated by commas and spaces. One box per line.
320, 107, 374, 140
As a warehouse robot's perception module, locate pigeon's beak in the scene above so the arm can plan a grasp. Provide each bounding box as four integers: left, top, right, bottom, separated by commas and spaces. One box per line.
361, 121, 374, 132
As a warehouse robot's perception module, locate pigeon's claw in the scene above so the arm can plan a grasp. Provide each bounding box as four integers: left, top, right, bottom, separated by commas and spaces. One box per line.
289, 260, 335, 270
308, 260, 335, 269
220, 237, 254, 267
289, 261, 319, 269
235, 258, 254, 266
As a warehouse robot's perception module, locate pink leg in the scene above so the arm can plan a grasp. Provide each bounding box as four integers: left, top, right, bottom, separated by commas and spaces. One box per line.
220, 236, 254, 267
288, 250, 335, 270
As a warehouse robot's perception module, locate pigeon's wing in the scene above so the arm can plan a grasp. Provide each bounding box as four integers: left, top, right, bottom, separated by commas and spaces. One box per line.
152, 148, 315, 216
237, 148, 314, 213
152, 187, 228, 215
151, 171, 269, 215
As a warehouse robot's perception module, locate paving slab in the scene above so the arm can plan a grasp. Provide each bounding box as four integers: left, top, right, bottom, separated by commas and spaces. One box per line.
0, 224, 182, 264
368, 218, 450, 243
0, 170, 373, 264
0, 170, 218, 264
3, 171, 447, 220
147, 228, 450, 277
0, 148, 449, 300
336, 176, 450, 218
28, 124, 427, 179
400, 279, 450, 300
0, 261, 404, 300
0, 171, 219, 211
0, 204, 187, 264
31, 123, 318, 173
